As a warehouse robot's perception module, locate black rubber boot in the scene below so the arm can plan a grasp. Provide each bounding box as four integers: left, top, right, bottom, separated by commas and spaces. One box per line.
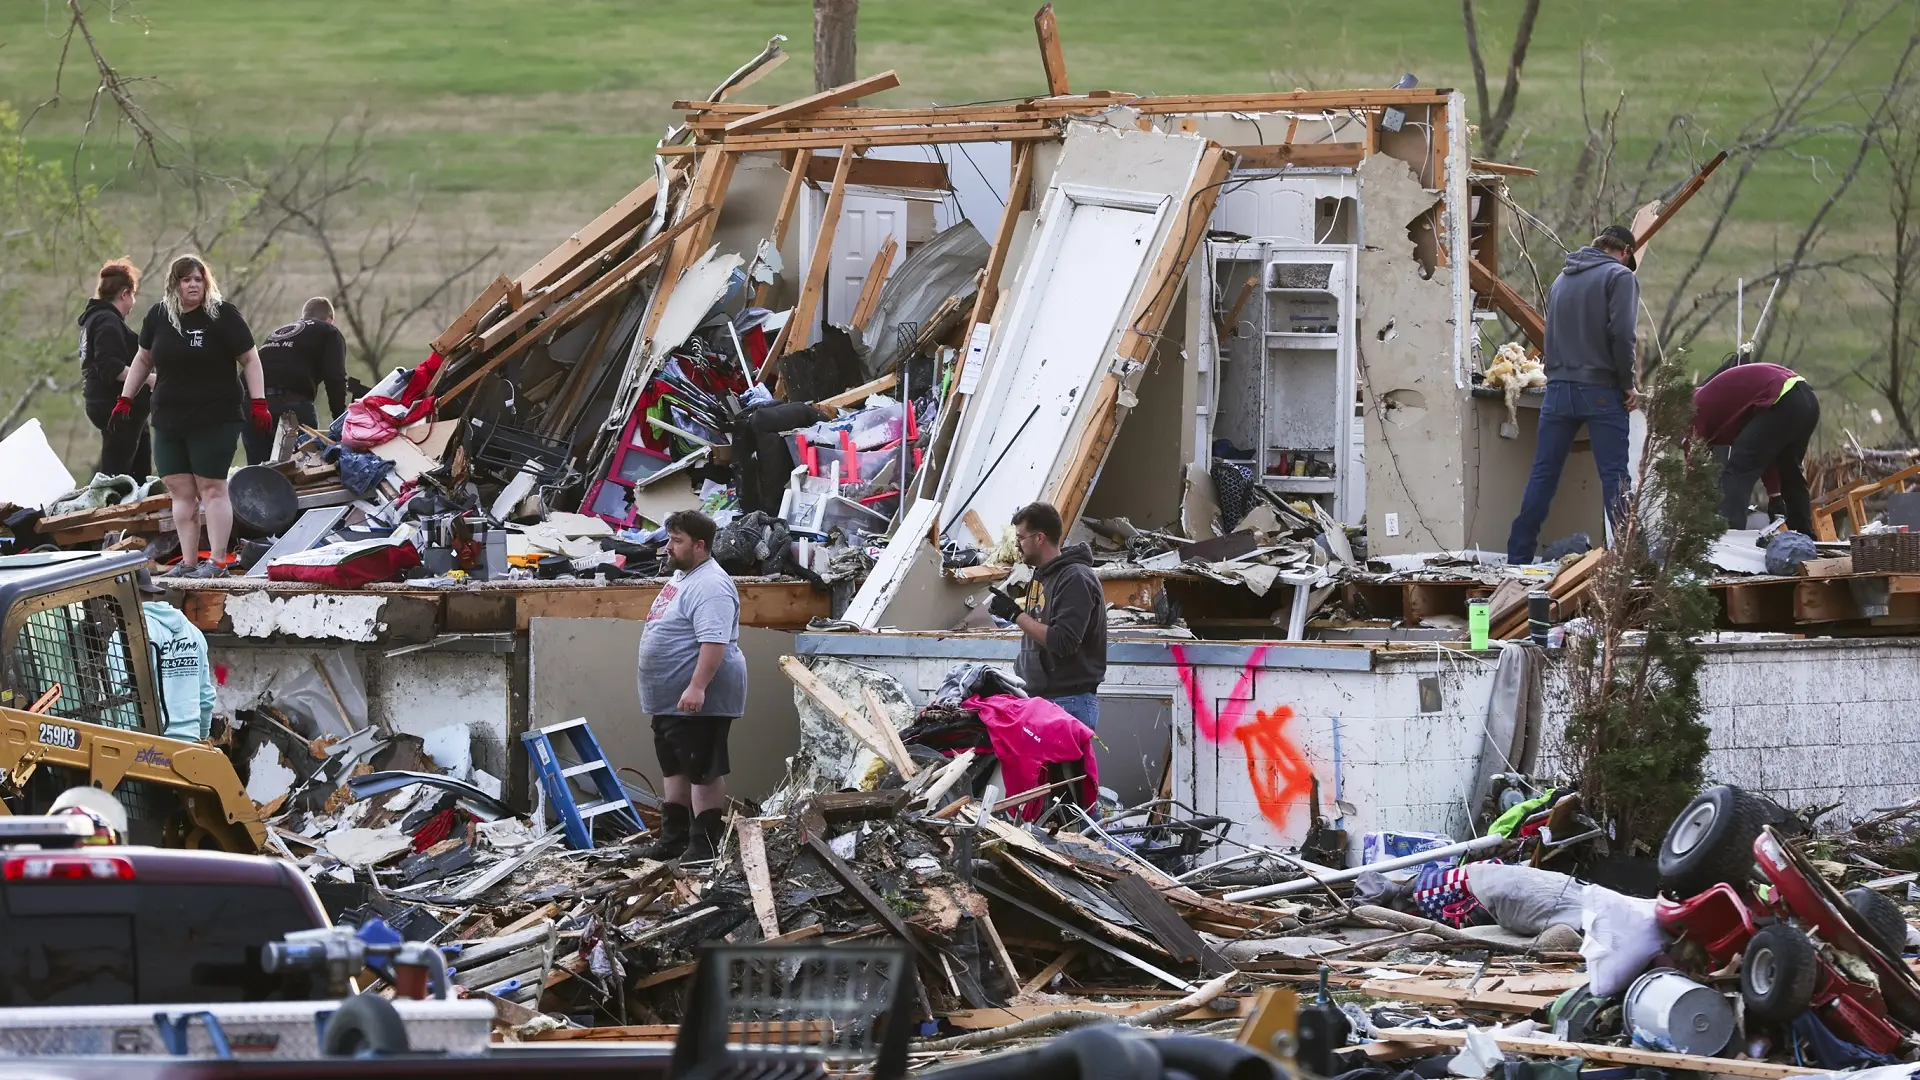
681, 809, 726, 866
637, 802, 691, 861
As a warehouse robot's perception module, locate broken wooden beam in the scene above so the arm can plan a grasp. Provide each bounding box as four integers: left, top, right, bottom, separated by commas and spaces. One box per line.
848, 234, 898, 334
725, 70, 902, 134
1229, 143, 1366, 170
1034, 4, 1071, 96
1633, 150, 1729, 252
1469, 256, 1545, 349
1373, 1026, 1822, 1079
766, 148, 855, 370
805, 154, 949, 191
735, 818, 781, 940
803, 832, 937, 965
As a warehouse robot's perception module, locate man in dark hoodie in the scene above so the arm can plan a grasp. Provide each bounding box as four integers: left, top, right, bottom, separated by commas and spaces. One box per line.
1506, 225, 1641, 564
990, 502, 1107, 730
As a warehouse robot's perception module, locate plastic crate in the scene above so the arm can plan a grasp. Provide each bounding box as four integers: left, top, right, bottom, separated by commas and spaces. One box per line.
1851, 532, 1920, 573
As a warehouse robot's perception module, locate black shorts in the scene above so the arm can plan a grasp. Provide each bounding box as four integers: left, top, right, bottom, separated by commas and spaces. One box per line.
652, 714, 733, 784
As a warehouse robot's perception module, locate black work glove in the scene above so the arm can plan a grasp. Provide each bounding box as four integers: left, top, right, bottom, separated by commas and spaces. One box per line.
988, 589, 1021, 622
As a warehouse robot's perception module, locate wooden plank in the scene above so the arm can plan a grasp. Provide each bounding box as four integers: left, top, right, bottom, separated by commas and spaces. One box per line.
780, 656, 910, 776
1230, 143, 1366, 170
1110, 871, 1229, 974
1053, 144, 1232, 526
960, 510, 995, 546
1374, 1027, 1822, 1079
438, 203, 715, 405
804, 833, 936, 963
515, 177, 660, 294
817, 372, 898, 411
771, 148, 814, 250
37, 494, 172, 531
1471, 158, 1541, 177
1723, 581, 1794, 627
1360, 977, 1554, 1015
1469, 257, 1544, 349
1800, 556, 1855, 577
1633, 150, 1729, 251
662, 123, 1057, 155
848, 234, 898, 333
735, 818, 781, 939
725, 71, 903, 134
1034, 4, 1070, 96
805, 154, 950, 190
178, 590, 227, 632
1020, 948, 1078, 994
639, 148, 738, 350
971, 144, 1038, 331
943, 996, 1252, 1030
477, 224, 644, 351
1795, 578, 1858, 623
766, 146, 856, 369
1131, 89, 1453, 113
432, 274, 512, 355
860, 686, 918, 781
512, 580, 827, 630
977, 912, 1021, 991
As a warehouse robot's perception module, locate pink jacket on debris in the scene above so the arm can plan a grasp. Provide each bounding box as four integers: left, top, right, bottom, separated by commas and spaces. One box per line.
963, 694, 1100, 820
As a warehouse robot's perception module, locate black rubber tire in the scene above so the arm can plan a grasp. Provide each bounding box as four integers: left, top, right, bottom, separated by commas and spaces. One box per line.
1844, 886, 1909, 962
322, 993, 411, 1057
1658, 785, 1772, 897
1742, 924, 1819, 1024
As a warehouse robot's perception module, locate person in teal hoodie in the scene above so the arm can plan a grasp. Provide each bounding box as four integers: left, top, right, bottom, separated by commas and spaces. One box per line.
135, 569, 216, 741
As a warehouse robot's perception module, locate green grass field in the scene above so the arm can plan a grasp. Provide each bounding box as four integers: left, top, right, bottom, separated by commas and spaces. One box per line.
0, 0, 1913, 466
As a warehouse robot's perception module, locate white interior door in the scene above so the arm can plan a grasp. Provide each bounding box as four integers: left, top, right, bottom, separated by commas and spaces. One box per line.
940, 191, 1163, 535
825, 194, 909, 329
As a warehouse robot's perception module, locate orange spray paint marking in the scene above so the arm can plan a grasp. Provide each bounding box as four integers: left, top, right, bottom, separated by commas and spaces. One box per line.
1234, 706, 1314, 832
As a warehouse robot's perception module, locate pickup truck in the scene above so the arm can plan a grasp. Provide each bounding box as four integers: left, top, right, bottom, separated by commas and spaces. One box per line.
0, 816, 330, 1007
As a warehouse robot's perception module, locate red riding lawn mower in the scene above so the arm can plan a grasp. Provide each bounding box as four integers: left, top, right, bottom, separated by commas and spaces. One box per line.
1655, 785, 1920, 1053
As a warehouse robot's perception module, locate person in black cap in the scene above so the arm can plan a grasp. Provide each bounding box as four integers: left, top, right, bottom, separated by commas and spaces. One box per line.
244, 297, 348, 465
1506, 224, 1641, 564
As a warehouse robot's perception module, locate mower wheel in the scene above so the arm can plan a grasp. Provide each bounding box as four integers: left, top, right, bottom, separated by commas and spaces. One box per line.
1741, 924, 1818, 1024
1844, 886, 1910, 962
1658, 785, 1772, 897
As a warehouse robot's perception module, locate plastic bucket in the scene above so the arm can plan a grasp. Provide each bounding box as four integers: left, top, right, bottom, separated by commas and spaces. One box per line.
1625, 968, 1733, 1056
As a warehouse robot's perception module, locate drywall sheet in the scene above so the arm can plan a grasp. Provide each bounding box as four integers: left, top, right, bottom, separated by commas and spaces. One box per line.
938, 123, 1208, 542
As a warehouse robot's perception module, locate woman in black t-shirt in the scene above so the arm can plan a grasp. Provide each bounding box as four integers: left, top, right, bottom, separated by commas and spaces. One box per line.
111, 255, 272, 577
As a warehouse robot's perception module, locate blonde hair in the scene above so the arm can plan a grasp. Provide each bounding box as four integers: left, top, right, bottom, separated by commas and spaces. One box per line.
96, 257, 139, 302
161, 254, 224, 332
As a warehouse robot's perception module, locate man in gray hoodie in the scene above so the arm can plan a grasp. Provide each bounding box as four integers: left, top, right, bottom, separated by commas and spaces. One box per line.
1506, 225, 1641, 564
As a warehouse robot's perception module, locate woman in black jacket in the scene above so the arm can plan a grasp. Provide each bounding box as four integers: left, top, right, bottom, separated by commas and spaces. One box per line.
80, 258, 149, 478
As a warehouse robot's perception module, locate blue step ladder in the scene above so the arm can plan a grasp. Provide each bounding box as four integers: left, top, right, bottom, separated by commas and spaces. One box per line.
522, 717, 646, 850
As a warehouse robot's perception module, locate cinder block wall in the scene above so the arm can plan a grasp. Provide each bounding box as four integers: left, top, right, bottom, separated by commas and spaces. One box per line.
796, 634, 1920, 861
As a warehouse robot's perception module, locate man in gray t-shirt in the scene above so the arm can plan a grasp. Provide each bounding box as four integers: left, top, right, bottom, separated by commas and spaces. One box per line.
635, 510, 747, 864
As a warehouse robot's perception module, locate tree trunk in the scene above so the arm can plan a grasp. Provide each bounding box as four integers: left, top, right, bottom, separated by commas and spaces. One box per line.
813, 0, 858, 93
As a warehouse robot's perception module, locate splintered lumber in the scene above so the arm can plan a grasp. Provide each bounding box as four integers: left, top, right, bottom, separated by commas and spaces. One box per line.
735, 818, 781, 939
660, 123, 1057, 155
766, 147, 855, 369
779, 655, 912, 777
818, 372, 899, 412
916, 749, 977, 809
432, 274, 512, 355
772, 149, 813, 250
724, 70, 902, 134
1495, 547, 1605, 639
1359, 977, 1553, 1014
1469, 257, 1545, 349
970, 143, 1037, 330
1633, 150, 1728, 251
1230, 143, 1366, 170
1034, 4, 1071, 96
515, 176, 660, 295
639, 148, 739, 349
438, 203, 715, 405
1373, 1027, 1822, 1079
1021, 947, 1079, 994
848, 234, 898, 333
859, 685, 918, 779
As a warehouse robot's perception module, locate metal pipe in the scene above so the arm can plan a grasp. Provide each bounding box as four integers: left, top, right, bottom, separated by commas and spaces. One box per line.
1223, 833, 1506, 902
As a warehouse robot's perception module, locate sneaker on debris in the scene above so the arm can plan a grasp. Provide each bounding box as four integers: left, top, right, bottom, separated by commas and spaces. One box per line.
159, 561, 195, 578
183, 560, 229, 579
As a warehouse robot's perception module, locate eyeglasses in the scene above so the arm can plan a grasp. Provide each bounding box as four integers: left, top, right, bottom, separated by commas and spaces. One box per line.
1014, 532, 1037, 546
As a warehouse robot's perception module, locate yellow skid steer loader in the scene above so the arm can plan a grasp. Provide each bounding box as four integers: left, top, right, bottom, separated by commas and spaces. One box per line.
0, 550, 264, 851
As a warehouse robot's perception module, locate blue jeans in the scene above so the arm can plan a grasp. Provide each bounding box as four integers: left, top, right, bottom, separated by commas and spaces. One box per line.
1506, 381, 1631, 564
1047, 692, 1100, 731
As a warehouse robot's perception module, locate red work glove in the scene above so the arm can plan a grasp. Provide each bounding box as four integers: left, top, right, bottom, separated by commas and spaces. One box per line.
250, 399, 274, 435
107, 396, 133, 433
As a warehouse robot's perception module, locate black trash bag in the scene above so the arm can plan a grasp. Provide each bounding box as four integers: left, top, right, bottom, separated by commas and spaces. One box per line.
711, 511, 793, 575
